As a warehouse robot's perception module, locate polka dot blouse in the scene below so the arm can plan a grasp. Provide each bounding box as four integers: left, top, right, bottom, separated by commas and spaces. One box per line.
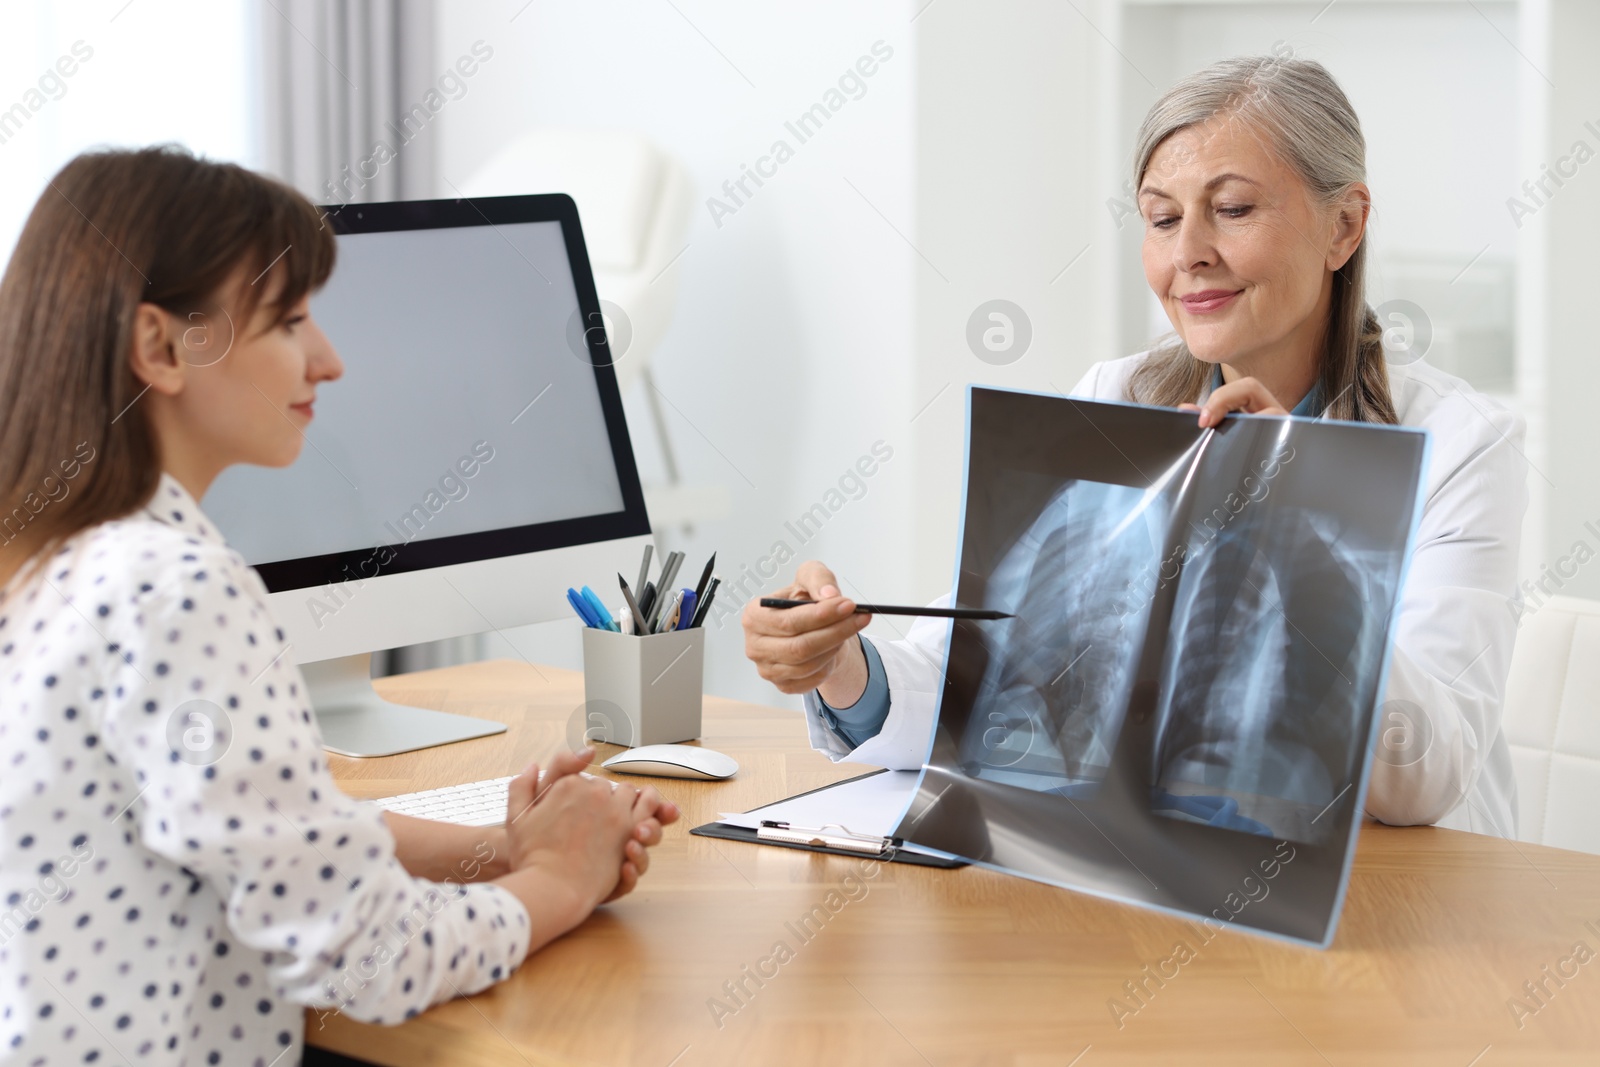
0, 473, 531, 1066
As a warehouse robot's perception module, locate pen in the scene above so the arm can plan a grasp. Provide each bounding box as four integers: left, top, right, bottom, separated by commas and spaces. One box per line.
758, 597, 1014, 621
654, 589, 682, 634
579, 585, 617, 631
756, 820, 889, 854
617, 573, 649, 635
691, 552, 716, 605
689, 576, 719, 628
567, 588, 602, 628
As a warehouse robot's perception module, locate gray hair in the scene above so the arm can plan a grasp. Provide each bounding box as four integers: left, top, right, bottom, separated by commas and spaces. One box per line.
1126, 53, 1396, 424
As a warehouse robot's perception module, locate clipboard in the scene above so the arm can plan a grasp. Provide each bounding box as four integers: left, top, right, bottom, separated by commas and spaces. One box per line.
690, 769, 968, 868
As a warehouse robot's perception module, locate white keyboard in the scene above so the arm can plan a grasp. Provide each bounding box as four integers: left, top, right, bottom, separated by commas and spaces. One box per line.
375, 776, 515, 827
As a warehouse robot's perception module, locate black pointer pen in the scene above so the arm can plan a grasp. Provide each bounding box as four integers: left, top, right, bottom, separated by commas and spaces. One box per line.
759, 597, 1014, 620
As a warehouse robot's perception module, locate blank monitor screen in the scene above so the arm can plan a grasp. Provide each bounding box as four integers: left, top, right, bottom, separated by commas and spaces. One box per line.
200, 195, 647, 592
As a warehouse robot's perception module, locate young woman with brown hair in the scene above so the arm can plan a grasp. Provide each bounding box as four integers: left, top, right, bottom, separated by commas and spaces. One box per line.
0, 146, 676, 1066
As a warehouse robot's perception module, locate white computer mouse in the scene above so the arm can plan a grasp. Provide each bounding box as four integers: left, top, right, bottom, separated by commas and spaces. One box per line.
601, 744, 739, 781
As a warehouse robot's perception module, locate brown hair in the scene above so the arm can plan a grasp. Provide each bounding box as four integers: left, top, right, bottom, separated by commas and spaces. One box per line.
1126, 54, 1397, 424
0, 145, 335, 585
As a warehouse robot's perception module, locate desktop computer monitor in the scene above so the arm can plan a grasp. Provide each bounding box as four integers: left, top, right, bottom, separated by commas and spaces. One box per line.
200, 194, 652, 757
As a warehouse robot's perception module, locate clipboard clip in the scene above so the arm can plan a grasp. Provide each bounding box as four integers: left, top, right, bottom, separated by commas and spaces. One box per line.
757, 820, 895, 856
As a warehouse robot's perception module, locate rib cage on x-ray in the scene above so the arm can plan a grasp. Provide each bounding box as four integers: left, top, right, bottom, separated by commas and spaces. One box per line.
959, 481, 1164, 792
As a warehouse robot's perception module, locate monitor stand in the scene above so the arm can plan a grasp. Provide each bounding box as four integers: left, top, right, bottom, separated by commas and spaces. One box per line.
302, 652, 507, 758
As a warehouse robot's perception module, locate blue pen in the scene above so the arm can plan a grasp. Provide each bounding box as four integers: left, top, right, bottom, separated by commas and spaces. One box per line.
676, 589, 696, 630
579, 585, 618, 631
566, 588, 601, 628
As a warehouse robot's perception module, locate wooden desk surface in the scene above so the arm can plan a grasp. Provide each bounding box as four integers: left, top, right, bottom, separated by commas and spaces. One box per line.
312, 659, 1600, 1066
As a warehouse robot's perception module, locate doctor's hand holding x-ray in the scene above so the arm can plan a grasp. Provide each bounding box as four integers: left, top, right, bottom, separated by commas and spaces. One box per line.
741, 53, 1528, 839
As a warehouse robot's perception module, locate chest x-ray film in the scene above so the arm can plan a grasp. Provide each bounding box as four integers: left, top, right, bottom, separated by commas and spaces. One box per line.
893, 386, 1428, 947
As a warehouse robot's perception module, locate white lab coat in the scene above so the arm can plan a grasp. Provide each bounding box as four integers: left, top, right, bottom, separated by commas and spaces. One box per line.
802, 353, 1528, 837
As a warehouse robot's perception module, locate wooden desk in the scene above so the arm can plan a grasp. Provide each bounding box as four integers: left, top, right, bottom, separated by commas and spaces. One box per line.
312, 660, 1600, 1066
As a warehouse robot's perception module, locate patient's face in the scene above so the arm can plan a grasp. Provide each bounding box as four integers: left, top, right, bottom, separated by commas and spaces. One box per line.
1138, 114, 1342, 376
173, 269, 344, 471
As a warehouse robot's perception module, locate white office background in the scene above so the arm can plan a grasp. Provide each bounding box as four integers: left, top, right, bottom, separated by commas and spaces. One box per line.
2, 1, 1595, 710
0, 2, 260, 256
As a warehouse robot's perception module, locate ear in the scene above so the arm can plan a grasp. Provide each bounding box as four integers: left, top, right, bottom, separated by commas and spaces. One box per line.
1326, 181, 1370, 272
128, 303, 184, 397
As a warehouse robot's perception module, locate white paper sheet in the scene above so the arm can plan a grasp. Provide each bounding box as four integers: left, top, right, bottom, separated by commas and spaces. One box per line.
717, 770, 954, 859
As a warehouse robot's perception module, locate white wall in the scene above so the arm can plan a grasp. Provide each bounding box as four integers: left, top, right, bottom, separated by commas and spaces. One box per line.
909, 0, 1120, 600
1521, 0, 1600, 602
0, 0, 257, 262
433, 1, 917, 706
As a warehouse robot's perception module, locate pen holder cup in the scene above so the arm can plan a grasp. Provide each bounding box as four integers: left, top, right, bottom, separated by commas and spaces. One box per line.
581, 626, 705, 748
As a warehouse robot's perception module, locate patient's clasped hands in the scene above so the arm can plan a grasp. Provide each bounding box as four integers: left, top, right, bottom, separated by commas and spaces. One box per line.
498, 746, 679, 936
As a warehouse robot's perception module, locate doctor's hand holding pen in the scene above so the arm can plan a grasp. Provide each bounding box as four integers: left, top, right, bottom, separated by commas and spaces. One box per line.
741, 560, 873, 703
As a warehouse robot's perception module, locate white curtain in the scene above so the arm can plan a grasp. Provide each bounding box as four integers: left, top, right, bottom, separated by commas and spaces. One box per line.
259, 0, 437, 204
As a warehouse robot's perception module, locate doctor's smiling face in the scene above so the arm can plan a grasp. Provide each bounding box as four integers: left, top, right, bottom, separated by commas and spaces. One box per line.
1139, 113, 1368, 381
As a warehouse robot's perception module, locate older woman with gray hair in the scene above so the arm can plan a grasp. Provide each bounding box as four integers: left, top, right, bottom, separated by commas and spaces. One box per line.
740, 55, 1527, 838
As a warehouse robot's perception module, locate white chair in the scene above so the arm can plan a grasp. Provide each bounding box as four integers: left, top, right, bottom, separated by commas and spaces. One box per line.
1502, 594, 1600, 854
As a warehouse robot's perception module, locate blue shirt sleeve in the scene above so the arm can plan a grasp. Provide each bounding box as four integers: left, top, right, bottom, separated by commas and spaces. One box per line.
816, 635, 892, 748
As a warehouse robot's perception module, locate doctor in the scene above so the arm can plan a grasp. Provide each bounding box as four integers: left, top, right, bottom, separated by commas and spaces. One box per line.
740, 54, 1527, 837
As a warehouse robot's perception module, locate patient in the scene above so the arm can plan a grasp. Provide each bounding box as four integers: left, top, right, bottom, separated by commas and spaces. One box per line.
741, 54, 1527, 839
0, 147, 677, 1066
